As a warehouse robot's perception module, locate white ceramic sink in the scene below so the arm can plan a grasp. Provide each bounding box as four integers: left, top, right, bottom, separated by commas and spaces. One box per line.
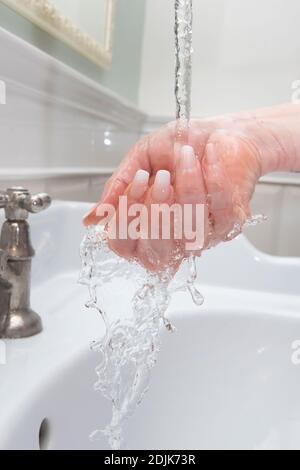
1, 201, 300, 450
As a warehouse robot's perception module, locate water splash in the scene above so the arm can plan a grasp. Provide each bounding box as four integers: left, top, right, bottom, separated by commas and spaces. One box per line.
225, 214, 267, 241
78, 0, 201, 450
174, 0, 204, 306
245, 214, 268, 227
79, 226, 203, 449
79, 211, 266, 449
79, 0, 265, 449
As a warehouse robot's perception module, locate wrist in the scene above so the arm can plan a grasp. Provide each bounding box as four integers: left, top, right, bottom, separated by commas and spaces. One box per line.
249, 105, 300, 175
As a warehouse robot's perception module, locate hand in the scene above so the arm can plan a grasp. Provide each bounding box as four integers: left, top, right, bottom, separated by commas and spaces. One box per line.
83, 118, 262, 271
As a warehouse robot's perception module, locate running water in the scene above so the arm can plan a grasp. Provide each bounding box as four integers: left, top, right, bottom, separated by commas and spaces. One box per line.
79, 0, 264, 451
174, 0, 204, 306
175, 0, 193, 133
79, 0, 199, 450
79, 226, 190, 449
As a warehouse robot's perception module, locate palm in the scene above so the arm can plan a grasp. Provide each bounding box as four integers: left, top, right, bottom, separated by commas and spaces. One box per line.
84, 118, 261, 271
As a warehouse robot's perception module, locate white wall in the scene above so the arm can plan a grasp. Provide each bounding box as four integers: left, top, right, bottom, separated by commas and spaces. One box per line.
139, 0, 300, 257
0, 0, 146, 104
245, 181, 300, 257
139, 0, 300, 118
0, 28, 144, 202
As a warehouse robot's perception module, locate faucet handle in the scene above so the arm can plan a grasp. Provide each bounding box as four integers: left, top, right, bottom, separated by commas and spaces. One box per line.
24, 193, 52, 214
0, 192, 8, 209
0, 249, 7, 273
0, 188, 52, 220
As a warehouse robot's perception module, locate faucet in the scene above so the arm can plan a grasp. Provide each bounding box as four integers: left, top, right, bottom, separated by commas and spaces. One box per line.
0, 187, 51, 339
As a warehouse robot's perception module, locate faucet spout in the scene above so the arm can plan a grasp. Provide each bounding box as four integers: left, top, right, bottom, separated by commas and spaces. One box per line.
0, 250, 12, 335
0, 187, 51, 339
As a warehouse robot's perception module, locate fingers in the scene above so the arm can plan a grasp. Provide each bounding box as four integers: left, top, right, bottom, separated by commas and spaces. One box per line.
84, 171, 134, 226
101, 123, 177, 208
102, 122, 179, 206
108, 170, 150, 260
83, 170, 140, 227
83, 139, 150, 226
83, 202, 102, 226
175, 146, 205, 201
175, 145, 208, 254
137, 170, 177, 272
83, 122, 180, 226
203, 140, 244, 243
102, 160, 141, 206
187, 120, 216, 162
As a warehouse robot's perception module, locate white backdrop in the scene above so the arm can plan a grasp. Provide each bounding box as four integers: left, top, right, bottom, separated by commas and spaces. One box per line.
139, 0, 300, 118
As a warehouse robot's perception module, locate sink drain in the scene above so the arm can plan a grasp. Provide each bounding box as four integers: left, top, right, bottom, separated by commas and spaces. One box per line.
39, 418, 51, 450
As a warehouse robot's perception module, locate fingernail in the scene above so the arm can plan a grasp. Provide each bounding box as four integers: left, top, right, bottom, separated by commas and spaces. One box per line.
181, 145, 197, 169
130, 170, 150, 199
174, 142, 182, 161
152, 170, 171, 202
83, 203, 98, 225
206, 143, 220, 164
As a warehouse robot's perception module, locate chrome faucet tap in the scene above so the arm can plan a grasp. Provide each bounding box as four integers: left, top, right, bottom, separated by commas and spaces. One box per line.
0, 187, 51, 339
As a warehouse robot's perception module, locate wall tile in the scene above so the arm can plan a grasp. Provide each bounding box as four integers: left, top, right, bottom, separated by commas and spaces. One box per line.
0, 178, 47, 194
88, 175, 107, 203
45, 177, 91, 202
0, 175, 109, 203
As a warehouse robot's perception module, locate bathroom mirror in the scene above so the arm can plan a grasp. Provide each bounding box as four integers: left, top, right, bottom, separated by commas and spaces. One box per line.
1, 0, 116, 68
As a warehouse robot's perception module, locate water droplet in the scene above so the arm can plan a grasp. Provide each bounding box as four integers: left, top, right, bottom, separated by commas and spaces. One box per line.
245, 214, 267, 227
188, 284, 205, 306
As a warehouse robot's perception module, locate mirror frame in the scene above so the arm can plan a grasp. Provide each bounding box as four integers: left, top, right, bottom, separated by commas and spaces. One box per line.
1, 0, 116, 68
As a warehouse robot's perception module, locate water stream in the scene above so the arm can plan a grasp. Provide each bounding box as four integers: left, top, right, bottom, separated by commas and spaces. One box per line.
175, 0, 204, 307
175, 0, 193, 131
79, 0, 197, 450
79, 0, 264, 450
79, 226, 191, 449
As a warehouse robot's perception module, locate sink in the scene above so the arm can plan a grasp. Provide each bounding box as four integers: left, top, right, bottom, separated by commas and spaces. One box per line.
1, 201, 300, 450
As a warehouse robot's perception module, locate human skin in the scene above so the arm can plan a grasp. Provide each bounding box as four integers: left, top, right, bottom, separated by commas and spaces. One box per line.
83, 104, 300, 271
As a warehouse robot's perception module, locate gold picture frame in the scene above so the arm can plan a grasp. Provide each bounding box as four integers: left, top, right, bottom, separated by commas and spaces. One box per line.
1, 0, 116, 68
